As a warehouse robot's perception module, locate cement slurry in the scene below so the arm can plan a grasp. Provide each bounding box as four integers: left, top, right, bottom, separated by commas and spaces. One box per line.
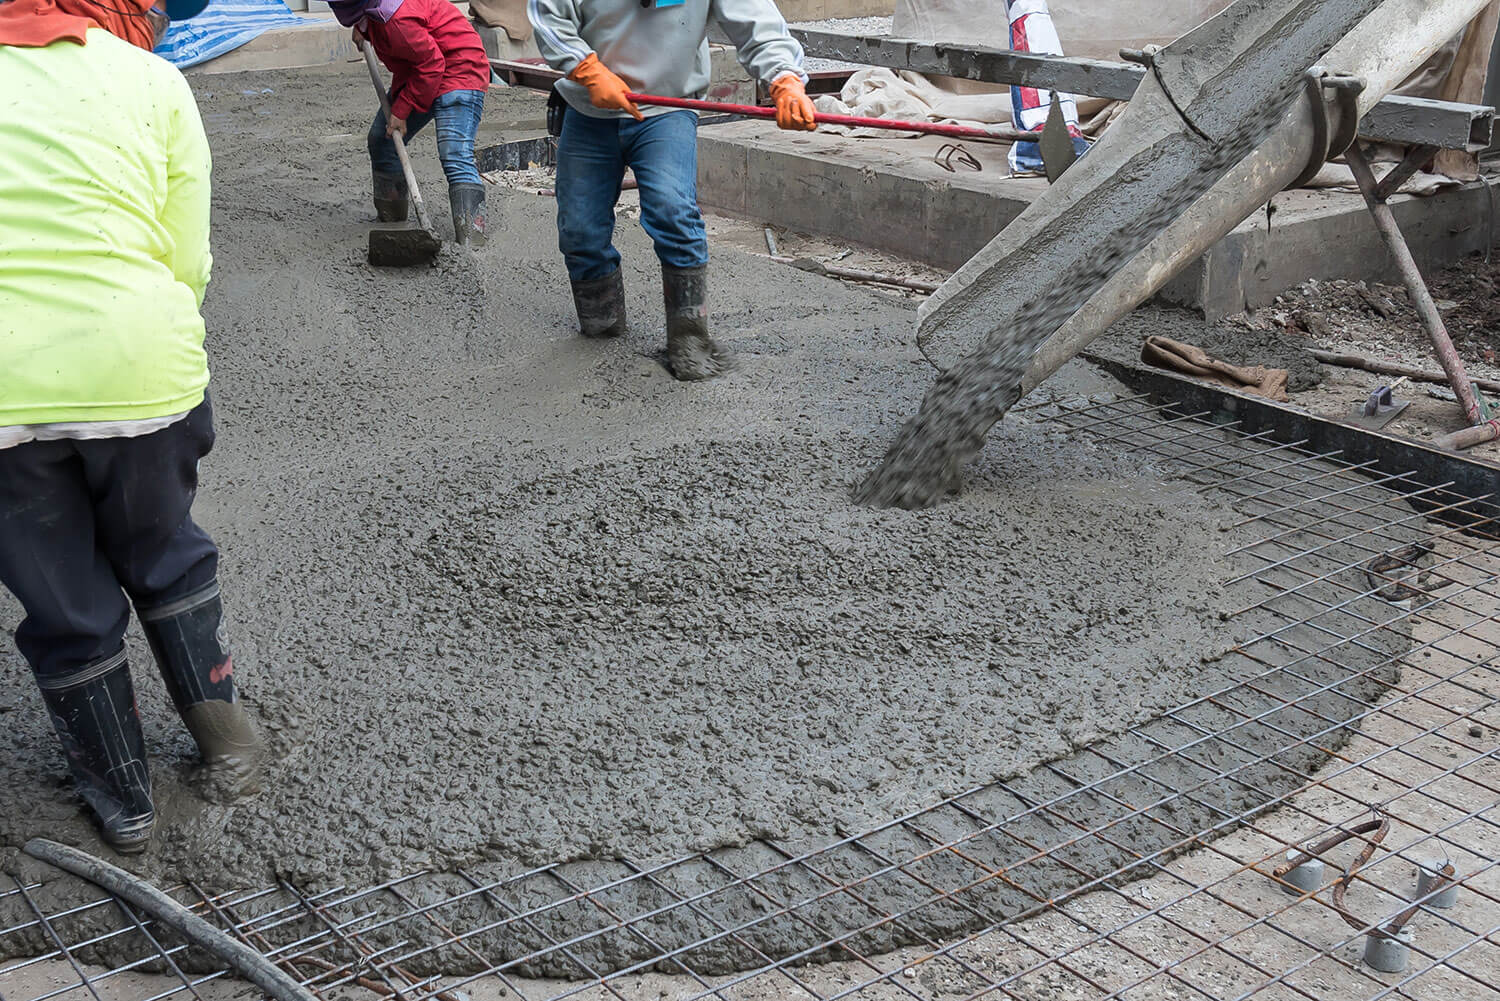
0, 67, 1416, 972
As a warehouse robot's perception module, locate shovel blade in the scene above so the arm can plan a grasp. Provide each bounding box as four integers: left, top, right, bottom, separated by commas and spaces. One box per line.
1039, 94, 1078, 184
368, 225, 441, 267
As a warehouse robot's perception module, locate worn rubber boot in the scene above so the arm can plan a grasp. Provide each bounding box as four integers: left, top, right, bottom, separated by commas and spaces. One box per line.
449, 183, 487, 247
663, 264, 731, 380
137, 582, 264, 801
37, 650, 156, 854
373, 170, 409, 223
571, 269, 628, 339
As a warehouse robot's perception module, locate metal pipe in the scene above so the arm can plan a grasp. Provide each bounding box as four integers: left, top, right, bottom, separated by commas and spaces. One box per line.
771, 256, 942, 293
1010, 0, 1496, 398
1343, 141, 1482, 423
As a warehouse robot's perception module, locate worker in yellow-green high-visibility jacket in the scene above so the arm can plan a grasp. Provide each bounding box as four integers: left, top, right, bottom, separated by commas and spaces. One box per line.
0, 0, 264, 855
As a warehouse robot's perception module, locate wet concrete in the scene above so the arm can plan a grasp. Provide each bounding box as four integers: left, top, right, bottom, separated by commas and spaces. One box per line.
0, 65, 1415, 972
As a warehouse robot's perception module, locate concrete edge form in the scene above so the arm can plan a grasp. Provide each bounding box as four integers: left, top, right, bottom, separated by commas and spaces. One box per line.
188, 16, 356, 75
1087, 354, 1500, 515
790, 28, 1496, 150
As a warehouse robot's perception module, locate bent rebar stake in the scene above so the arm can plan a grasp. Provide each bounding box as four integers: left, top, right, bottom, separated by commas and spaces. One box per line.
23, 839, 319, 1001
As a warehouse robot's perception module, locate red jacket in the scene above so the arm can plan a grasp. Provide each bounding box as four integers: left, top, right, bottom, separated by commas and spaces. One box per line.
366, 0, 490, 122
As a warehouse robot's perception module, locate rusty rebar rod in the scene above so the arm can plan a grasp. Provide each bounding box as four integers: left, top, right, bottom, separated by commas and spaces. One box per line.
1309, 349, 1500, 395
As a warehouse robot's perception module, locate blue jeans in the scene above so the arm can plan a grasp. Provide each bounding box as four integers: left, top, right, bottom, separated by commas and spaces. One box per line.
368, 88, 485, 187
555, 107, 708, 282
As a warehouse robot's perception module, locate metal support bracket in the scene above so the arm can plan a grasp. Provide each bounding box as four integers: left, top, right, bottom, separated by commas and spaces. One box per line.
1290, 67, 1366, 188
791, 30, 1494, 151
1374, 143, 1440, 200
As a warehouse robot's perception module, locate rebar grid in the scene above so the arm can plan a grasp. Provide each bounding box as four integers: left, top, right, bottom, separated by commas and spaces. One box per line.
2, 394, 1496, 1001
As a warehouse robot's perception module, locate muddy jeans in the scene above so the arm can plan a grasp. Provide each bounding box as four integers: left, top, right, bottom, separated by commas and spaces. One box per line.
0, 398, 219, 682
368, 88, 486, 188
555, 107, 708, 281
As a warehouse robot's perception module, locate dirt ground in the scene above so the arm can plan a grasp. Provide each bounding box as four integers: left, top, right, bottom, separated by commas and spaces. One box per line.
1212, 265, 1500, 462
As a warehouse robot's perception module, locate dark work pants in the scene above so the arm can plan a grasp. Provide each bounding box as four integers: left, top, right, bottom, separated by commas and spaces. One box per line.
0, 399, 219, 682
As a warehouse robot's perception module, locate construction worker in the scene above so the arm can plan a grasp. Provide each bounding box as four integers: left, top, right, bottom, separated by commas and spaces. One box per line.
331, 0, 492, 245
528, 0, 817, 380
0, 0, 263, 853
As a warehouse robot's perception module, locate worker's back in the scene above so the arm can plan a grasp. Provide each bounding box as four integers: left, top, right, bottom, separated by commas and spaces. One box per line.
0, 28, 212, 427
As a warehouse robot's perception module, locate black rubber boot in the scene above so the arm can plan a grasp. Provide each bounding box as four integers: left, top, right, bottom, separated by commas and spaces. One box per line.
449, 183, 487, 247
37, 649, 155, 854
373, 170, 409, 223
662, 264, 731, 380
571, 269, 628, 339
138, 582, 263, 800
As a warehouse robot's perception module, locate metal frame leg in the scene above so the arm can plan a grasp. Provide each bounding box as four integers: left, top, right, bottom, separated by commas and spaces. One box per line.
1344, 141, 1498, 451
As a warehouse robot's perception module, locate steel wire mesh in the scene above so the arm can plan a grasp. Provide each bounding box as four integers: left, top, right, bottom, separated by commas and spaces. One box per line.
2, 392, 1495, 1001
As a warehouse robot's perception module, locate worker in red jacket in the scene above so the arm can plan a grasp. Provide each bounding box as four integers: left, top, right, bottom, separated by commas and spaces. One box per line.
330, 0, 492, 245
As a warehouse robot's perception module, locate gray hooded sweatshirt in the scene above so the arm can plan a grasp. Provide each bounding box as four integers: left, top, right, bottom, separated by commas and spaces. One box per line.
528, 0, 806, 118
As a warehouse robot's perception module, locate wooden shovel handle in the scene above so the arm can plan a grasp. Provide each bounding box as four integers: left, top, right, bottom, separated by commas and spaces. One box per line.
362, 42, 433, 232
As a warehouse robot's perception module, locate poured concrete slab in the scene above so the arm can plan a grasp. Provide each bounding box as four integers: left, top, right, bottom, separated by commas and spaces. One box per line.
0, 64, 1436, 979
696, 121, 1500, 318
698, 123, 1040, 272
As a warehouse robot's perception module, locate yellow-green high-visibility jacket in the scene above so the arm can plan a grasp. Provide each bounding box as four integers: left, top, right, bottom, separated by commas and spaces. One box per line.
0, 27, 212, 428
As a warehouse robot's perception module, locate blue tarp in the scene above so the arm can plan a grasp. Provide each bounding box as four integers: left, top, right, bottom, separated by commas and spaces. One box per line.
155, 0, 309, 69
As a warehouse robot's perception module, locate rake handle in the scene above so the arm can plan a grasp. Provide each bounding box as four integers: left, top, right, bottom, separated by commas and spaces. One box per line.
626, 92, 1040, 144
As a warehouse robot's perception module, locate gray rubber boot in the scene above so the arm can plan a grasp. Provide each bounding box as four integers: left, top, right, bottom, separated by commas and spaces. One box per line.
373, 169, 409, 223
449, 183, 487, 247
37, 650, 155, 854
571, 268, 628, 339
663, 264, 731, 380
138, 582, 264, 801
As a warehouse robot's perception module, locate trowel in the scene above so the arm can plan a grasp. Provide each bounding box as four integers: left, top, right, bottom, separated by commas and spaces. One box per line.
1350, 379, 1409, 431
361, 44, 442, 267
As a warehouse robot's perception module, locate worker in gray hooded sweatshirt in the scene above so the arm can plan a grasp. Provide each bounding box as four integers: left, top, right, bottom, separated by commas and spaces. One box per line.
528, 0, 816, 380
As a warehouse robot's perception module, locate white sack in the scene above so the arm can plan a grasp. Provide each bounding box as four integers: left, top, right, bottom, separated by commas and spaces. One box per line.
814, 67, 1015, 137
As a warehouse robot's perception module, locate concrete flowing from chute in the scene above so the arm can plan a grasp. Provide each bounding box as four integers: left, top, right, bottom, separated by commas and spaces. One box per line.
854, 0, 1481, 509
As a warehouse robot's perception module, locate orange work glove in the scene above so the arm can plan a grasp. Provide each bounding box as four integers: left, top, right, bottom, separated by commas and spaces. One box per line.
568, 53, 643, 121
769, 73, 817, 131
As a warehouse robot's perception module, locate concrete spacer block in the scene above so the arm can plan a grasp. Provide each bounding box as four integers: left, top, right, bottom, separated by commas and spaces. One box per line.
1277, 849, 1325, 895
1415, 859, 1460, 909
1362, 927, 1414, 973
